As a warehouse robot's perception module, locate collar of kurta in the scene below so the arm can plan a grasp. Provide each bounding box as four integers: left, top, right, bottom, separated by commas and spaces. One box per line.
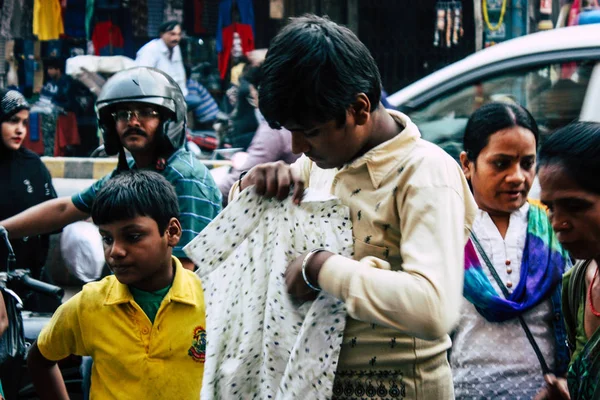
340, 110, 421, 189
103, 256, 198, 307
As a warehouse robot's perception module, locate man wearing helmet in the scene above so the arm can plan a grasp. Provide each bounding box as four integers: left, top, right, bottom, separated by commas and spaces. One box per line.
0, 67, 222, 271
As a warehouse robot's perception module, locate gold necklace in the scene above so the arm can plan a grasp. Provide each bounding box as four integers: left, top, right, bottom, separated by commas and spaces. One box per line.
482, 0, 508, 32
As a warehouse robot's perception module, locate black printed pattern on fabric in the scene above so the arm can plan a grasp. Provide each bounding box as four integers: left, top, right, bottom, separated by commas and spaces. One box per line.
184, 188, 354, 399
332, 370, 406, 400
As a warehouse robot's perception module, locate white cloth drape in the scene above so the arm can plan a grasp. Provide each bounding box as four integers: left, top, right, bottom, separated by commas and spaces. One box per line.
185, 188, 354, 400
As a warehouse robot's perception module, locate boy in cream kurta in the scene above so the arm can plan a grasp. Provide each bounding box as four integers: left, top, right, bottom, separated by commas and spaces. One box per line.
233, 15, 477, 399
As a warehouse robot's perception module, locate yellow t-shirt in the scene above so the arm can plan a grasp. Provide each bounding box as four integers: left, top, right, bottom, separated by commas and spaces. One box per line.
37, 257, 206, 400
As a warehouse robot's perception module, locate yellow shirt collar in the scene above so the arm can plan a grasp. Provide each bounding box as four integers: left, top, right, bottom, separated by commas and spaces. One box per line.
341, 110, 421, 189
104, 256, 198, 307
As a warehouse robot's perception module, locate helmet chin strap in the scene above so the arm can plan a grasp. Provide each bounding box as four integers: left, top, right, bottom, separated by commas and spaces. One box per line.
116, 147, 130, 173
155, 120, 175, 171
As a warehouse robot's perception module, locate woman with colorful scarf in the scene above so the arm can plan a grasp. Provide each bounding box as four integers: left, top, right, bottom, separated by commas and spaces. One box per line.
451, 102, 571, 399
538, 121, 600, 400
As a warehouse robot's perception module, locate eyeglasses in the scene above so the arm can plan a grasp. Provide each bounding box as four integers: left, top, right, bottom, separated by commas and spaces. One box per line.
112, 109, 160, 122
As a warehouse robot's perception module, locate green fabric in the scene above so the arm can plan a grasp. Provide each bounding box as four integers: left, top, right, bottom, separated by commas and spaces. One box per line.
71, 149, 222, 259
566, 266, 600, 399
85, 0, 95, 39
572, 294, 588, 367
129, 284, 172, 324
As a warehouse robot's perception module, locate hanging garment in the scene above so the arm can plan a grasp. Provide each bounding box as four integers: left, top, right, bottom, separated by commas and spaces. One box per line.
22, 112, 45, 155
185, 188, 353, 400
91, 21, 124, 56
0, 38, 5, 76
146, 0, 164, 37
63, 0, 86, 38
33, 0, 64, 41
217, 23, 254, 79
20, 0, 35, 39
53, 112, 80, 156
183, 0, 206, 35
130, 0, 148, 37
216, 0, 255, 53
0, 0, 24, 39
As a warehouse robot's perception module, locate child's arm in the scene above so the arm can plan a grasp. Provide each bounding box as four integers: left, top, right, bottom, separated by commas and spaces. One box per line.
27, 341, 70, 400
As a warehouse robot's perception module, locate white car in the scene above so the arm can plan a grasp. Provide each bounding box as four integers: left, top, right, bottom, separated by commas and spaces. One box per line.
388, 24, 600, 163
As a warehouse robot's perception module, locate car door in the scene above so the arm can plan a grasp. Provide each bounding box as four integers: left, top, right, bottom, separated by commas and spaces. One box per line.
399, 49, 600, 162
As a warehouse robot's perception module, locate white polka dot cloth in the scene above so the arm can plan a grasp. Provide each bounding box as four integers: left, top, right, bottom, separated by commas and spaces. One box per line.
185, 188, 354, 400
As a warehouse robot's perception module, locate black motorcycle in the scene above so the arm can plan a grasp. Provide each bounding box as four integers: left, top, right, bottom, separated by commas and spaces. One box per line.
0, 227, 83, 399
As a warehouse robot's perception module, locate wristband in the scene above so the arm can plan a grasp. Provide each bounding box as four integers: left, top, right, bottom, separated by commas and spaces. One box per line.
238, 170, 249, 191
301, 248, 325, 292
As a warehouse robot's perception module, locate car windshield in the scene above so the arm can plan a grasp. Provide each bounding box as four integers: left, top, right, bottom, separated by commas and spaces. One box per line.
404, 61, 595, 161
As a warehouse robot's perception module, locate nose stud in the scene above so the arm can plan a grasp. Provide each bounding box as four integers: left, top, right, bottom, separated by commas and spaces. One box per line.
561, 222, 569, 228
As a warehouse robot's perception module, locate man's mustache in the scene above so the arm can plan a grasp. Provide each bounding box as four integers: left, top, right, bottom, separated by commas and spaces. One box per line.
123, 128, 147, 138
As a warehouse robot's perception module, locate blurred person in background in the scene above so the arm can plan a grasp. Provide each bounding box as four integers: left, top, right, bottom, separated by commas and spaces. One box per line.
184, 64, 219, 131
136, 21, 201, 110
0, 88, 57, 282
214, 63, 299, 205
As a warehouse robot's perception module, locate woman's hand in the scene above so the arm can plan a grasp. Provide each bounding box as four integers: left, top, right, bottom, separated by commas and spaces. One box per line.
241, 161, 305, 204
533, 374, 570, 400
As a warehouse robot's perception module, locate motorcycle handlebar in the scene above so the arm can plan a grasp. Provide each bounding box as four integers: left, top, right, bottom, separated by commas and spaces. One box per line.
20, 275, 64, 299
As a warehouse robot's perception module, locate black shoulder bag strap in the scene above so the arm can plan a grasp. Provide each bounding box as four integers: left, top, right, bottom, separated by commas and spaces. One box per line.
470, 232, 552, 375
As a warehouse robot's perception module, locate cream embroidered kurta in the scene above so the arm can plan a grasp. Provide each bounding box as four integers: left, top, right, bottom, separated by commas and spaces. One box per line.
231, 110, 477, 399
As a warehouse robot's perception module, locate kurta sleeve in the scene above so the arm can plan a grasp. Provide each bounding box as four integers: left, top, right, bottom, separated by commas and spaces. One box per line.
319, 169, 474, 340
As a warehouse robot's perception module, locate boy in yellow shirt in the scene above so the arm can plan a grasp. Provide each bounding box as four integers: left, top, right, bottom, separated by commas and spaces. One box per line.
27, 170, 207, 400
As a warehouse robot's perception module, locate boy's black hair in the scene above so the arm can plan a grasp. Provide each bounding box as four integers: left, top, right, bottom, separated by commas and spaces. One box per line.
258, 14, 382, 129
538, 121, 600, 194
45, 57, 64, 72
159, 20, 180, 34
91, 170, 180, 233
463, 102, 539, 161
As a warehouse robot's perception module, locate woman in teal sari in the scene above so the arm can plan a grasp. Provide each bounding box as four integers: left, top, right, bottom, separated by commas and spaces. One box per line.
539, 121, 600, 400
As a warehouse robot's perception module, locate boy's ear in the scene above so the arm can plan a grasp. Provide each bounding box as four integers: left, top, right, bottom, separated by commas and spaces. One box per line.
166, 218, 182, 247
351, 93, 371, 126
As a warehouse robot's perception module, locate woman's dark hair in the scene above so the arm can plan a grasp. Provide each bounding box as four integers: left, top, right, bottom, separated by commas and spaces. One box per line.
463, 102, 539, 161
538, 121, 600, 194
159, 20, 180, 34
259, 14, 381, 129
91, 170, 180, 233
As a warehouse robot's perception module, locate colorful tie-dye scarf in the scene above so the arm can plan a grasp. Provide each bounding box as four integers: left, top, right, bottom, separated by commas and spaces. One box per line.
463, 201, 570, 322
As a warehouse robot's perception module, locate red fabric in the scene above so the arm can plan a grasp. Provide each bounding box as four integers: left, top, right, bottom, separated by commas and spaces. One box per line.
218, 23, 255, 79
91, 21, 124, 56
561, 0, 581, 79
54, 112, 80, 156
194, 0, 206, 34
22, 114, 45, 156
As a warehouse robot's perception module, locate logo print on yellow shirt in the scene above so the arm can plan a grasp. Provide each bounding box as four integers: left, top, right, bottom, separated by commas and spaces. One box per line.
188, 326, 207, 362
